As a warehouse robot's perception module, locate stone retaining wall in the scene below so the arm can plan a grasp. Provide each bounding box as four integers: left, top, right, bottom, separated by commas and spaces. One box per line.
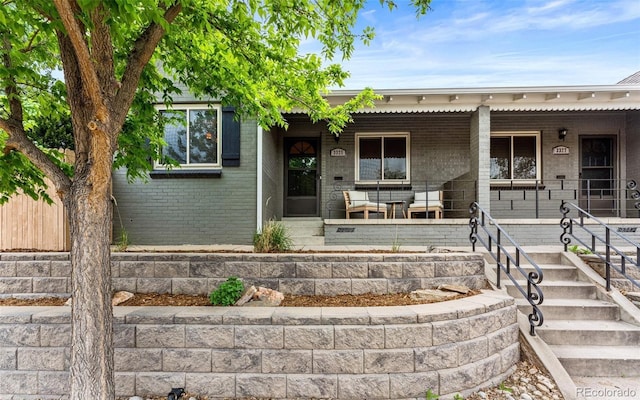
0, 252, 520, 399
0, 292, 518, 399
0, 252, 487, 298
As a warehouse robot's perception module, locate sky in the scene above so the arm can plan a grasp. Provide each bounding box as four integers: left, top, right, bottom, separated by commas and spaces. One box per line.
310, 0, 640, 90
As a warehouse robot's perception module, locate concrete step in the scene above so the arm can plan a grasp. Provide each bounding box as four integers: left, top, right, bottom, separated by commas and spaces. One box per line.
506, 280, 597, 299
517, 264, 578, 281
538, 320, 640, 346
549, 345, 640, 377
281, 218, 325, 240
516, 298, 620, 320
287, 227, 324, 236
291, 236, 325, 247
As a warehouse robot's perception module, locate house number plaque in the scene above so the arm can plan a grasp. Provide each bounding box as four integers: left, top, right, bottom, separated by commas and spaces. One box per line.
330, 148, 346, 157
552, 145, 570, 155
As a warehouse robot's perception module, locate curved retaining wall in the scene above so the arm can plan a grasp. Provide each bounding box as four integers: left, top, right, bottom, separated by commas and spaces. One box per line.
0, 253, 519, 399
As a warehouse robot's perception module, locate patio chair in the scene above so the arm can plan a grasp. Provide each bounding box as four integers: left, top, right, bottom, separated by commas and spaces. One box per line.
408, 191, 443, 219
343, 190, 388, 219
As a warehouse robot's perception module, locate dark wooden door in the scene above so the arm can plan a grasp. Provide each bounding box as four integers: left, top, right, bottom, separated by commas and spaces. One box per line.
284, 139, 320, 216
580, 136, 617, 216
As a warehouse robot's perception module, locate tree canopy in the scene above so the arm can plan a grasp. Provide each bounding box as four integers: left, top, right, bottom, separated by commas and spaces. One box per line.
0, 0, 430, 398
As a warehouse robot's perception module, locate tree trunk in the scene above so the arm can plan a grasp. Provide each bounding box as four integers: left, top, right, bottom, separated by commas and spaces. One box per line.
67, 171, 115, 399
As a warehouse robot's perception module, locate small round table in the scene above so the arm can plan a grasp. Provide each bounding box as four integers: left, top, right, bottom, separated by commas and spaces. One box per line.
385, 200, 407, 219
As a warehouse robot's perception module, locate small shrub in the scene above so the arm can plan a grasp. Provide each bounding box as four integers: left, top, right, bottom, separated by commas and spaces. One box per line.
209, 277, 244, 306
425, 389, 439, 400
253, 220, 293, 253
569, 245, 592, 255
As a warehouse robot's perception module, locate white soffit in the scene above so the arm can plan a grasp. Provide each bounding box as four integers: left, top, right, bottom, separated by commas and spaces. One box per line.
307, 85, 640, 114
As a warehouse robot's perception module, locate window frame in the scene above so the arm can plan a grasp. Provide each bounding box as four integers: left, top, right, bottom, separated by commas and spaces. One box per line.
155, 104, 223, 170
355, 132, 411, 183
490, 131, 541, 184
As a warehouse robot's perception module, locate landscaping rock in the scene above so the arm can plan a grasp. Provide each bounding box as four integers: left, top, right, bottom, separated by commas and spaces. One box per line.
438, 284, 471, 294
253, 286, 284, 306
410, 289, 459, 302
112, 291, 134, 306
235, 285, 257, 306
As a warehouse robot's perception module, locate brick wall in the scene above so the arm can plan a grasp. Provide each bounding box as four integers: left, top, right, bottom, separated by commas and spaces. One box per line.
324, 219, 640, 247
112, 119, 258, 245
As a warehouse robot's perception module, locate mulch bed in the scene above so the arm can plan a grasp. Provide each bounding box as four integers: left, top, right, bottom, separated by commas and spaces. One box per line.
0, 290, 479, 307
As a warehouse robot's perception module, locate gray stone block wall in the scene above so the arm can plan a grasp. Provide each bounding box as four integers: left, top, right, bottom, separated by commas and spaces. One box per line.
0, 252, 487, 298
0, 291, 519, 399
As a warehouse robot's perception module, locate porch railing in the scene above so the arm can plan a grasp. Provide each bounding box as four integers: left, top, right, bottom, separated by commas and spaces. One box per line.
469, 202, 544, 336
486, 178, 640, 218
325, 180, 472, 219
560, 201, 640, 291
325, 178, 639, 219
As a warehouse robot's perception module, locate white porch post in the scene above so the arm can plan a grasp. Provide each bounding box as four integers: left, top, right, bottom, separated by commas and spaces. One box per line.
256, 125, 264, 232
471, 106, 491, 213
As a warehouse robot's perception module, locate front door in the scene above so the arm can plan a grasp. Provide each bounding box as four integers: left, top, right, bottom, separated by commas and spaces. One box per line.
284, 139, 320, 216
580, 136, 617, 216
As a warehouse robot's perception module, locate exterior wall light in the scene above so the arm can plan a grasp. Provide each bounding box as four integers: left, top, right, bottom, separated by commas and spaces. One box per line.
558, 128, 568, 141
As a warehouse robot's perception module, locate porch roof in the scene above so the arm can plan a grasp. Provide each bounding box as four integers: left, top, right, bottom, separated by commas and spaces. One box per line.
314, 84, 640, 113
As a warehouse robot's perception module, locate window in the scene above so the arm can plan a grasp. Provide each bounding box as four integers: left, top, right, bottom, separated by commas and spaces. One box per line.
490, 132, 540, 182
159, 105, 222, 168
356, 133, 409, 181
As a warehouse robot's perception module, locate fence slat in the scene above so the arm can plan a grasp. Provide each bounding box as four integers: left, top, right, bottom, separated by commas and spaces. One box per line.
0, 178, 69, 251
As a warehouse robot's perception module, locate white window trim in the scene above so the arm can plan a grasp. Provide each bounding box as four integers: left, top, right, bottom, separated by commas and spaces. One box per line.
355, 132, 411, 183
154, 103, 223, 169
490, 131, 541, 184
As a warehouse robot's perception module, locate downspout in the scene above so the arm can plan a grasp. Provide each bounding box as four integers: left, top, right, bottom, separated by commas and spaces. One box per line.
256, 125, 263, 233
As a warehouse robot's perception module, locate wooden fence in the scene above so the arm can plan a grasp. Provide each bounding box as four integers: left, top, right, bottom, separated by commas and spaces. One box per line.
0, 179, 70, 251
0, 151, 73, 251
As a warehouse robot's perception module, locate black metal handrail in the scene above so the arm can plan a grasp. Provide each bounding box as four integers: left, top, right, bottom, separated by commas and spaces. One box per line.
469, 202, 544, 335
560, 201, 640, 291
325, 178, 639, 220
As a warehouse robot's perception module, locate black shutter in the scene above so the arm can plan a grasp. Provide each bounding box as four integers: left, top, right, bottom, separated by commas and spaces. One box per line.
222, 106, 240, 167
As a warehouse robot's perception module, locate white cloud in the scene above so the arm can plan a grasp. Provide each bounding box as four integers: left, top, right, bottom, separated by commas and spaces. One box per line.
333, 0, 640, 89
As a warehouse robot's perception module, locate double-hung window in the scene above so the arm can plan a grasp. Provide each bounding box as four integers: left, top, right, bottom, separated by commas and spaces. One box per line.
490, 132, 540, 182
356, 133, 410, 182
158, 105, 222, 168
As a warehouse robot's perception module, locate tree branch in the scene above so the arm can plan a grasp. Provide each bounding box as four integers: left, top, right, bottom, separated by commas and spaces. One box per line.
113, 3, 182, 127
1, 119, 72, 198
52, 0, 108, 122
89, 5, 116, 101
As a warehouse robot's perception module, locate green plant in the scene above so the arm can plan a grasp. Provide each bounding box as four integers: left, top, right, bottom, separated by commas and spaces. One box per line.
453, 395, 464, 400
209, 277, 245, 306
115, 228, 129, 252
253, 220, 293, 253
498, 382, 513, 393
569, 245, 592, 255
391, 225, 401, 252
425, 389, 439, 400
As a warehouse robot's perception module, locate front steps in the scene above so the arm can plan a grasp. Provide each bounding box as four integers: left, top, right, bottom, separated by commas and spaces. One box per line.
499, 252, 640, 384
281, 217, 325, 247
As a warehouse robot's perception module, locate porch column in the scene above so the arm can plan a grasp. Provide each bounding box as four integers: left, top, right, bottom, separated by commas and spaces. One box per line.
470, 106, 491, 213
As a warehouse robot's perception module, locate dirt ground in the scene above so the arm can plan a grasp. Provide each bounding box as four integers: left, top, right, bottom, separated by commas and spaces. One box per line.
0, 291, 478, 307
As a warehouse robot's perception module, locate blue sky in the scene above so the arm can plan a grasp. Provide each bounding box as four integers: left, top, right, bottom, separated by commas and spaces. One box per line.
315, 0, 640, 90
